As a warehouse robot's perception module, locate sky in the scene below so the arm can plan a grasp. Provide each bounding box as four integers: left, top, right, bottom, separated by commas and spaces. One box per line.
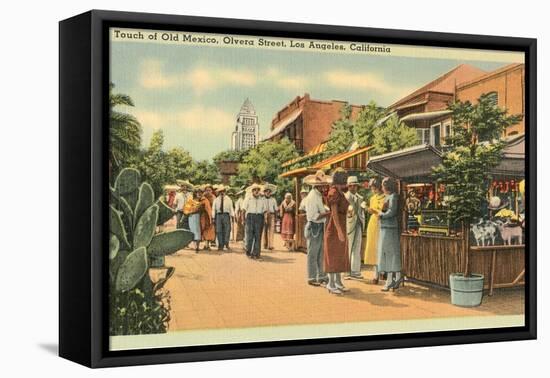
110, 33, 517, 161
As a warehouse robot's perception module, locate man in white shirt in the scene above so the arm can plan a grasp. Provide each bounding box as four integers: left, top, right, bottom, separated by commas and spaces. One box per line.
174, 180, 191, 229
303, 171, 332, 286
242, 184, 267, 259
262, 185, 278, 250
212, 185, 234, 251
344, 176, 365, 279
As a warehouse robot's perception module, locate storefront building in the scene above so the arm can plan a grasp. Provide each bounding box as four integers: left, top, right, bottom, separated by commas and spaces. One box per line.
261, 93, 362, 153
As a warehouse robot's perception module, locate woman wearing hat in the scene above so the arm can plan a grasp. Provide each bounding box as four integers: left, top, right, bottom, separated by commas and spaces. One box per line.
184, 187, 204, 252
363, 177, 384, 284
199, 186, 216, 251
324, 168, 351, 294
201, 184, 217, 250
369, 177, 403, 291
279, 192, 296, 250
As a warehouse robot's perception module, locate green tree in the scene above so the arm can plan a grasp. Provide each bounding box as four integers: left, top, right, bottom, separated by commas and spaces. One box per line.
371, 114, 417, 155
110, 83, 142, 171
136, 130, 169, 197
166, 147, 194, 183
232, 138, 298, 200
432, 93, 522, 227
189, 160, 220, 184
354, 101, 385, 148
325, 103, 354, 155
212, 149, 246, 164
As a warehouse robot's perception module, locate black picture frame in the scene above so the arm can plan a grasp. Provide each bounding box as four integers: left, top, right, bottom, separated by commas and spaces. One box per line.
59, 9, 537, 368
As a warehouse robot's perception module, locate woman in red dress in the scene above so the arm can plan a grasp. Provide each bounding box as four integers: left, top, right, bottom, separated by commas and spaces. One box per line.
324, 168, 351, 295
279, 192, 296, 250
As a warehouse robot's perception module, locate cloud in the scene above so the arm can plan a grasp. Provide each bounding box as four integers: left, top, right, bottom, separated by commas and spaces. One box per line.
138, 60, 256, 95
138, 60, 308, 94
175, 106, 234, 131
264, 67, 309, 91
138, 60, 175, 89
134, 106, 234, 134
323, 70, 395, 92
133, 110, 165, 130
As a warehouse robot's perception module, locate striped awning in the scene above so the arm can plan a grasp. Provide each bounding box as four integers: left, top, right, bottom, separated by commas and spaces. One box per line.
311, 146, 371, 171
281, 141, 328, 168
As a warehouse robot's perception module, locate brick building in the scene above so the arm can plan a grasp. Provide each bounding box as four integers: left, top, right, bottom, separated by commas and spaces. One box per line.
387, 63, 525, 148
261, 93, 362, 153
387, 64, 488, 148
456, 63, 525, 136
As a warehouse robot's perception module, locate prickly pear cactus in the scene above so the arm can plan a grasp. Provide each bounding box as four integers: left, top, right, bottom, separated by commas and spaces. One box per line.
110, 205, 130, 249
156, 199, 176, 226
148, 229, 194, 258
115, 246, 148, 292
109, 234, 120, 260
134, 183, 155, 225
133, 204, 159, 249
114, 168, 141, 209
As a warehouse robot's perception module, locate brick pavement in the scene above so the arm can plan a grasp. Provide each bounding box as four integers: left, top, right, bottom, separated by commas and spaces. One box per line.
164, 234, 524, 332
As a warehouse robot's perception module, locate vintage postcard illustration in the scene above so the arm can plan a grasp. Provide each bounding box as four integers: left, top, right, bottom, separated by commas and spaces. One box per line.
107, 27, 526, 351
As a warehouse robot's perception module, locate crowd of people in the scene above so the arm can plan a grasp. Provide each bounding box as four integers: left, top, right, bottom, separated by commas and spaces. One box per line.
165, 180, 295, 259
164, 167, 403, 296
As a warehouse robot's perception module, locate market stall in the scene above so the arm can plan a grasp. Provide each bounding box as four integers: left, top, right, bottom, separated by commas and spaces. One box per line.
366, 140, 525, 294
280, 146, 372, 251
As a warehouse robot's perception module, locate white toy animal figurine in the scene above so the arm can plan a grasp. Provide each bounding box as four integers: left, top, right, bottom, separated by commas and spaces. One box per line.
495, 220, 523, 245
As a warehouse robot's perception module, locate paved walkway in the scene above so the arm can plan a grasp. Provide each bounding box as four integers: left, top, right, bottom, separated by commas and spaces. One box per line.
164, 234, 524, 331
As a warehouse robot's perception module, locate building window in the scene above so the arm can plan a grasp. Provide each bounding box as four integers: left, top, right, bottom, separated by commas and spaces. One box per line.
430, 124, 441, 148
485, 91, 498, 107
441, 122, 452, 145
416, 128, 430, 145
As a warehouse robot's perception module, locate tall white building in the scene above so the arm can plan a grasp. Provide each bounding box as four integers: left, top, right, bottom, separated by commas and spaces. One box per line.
231, 98, 259, 151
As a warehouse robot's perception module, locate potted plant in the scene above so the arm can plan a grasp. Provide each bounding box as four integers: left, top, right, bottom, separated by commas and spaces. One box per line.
433, 94, 522, 307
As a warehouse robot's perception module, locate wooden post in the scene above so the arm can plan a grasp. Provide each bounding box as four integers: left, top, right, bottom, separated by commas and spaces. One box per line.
294, 177, 300, 251
463, 221, 470, 277
489, 250, 497, 296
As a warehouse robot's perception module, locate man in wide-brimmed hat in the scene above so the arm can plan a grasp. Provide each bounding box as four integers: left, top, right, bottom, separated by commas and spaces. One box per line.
212, 184, 234, 251
345, 176, 365, 280
233, 187, 246, 243
242, 183, 267, 259
302, 170, 332, 286
174, 179, 193, 229
262, 183, 278, 250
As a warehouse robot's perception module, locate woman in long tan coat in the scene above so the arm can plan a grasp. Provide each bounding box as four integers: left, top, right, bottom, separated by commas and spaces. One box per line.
324, 168, 351, 295
200, 188, 216, 250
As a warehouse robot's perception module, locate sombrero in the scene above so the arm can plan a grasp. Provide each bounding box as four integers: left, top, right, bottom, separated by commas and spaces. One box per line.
176, 179, 193, 189
262, 183, 278, 194
303, 170, 332, 186
163, 184, 180, 191
215, 184, 229, 192
247, 183, 263, 192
